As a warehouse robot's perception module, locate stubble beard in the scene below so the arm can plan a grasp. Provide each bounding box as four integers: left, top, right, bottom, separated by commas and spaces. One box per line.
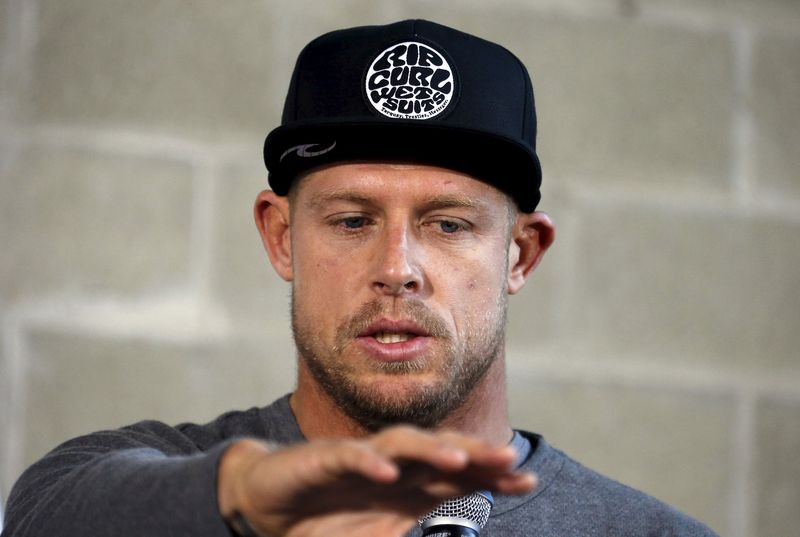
292, 294, 507, 432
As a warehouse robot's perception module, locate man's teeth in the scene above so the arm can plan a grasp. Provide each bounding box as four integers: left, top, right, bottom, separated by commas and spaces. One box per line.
374, 332, 414, 344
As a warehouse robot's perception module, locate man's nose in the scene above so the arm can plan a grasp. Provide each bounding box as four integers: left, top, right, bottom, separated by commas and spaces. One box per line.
371, 221, 424, 296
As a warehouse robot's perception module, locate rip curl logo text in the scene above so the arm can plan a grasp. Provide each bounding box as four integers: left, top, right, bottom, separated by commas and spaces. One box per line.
280, 142, 337, 162
365, 41, 455, 120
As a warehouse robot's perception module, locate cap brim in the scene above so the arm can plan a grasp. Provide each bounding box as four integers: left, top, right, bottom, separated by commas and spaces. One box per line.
264, 120, 541, 213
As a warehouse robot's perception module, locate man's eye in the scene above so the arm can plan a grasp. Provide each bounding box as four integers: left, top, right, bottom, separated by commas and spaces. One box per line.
438, 220, 463, 233
341, 217, 367, 229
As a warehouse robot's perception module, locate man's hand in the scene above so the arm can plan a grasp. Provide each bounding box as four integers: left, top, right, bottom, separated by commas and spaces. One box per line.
217, 426, 536, 537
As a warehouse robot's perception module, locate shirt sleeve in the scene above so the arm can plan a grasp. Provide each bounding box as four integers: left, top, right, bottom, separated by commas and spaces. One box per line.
2, 422, 237, 537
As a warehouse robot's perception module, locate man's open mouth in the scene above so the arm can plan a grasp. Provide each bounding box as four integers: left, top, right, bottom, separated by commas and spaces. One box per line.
359, 318, 430, 345
372, 332, 416, 344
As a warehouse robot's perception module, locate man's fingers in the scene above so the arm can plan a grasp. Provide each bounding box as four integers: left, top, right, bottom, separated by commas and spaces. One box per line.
289, 427, 520, 493
313, 440, 401, 485
418, 469, 537, 499
283, 426, 532, 506
494, 471, 537, 495
419, 470, 536, 501
361, 426, 536, 503
370, 426, 524, 472
436, 430, 518, 469
370, 426, 469, 472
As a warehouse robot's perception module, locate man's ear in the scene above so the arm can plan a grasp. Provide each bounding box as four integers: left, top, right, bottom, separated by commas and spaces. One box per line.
254, 190, 293, 282
507, 211, 555, 294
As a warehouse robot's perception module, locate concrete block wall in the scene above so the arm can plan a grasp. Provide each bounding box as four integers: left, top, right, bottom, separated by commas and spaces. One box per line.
1, 1, 798, 535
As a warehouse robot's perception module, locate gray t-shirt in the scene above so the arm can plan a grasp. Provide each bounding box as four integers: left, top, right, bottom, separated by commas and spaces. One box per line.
3, 394, 718, 536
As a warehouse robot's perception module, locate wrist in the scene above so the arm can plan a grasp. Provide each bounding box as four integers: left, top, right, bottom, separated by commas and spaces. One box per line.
217, 439, 275, 533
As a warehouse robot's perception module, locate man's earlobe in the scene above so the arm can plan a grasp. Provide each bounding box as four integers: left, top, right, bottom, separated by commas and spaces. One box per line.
507, 212, 555, 294
254, 190, 293, 282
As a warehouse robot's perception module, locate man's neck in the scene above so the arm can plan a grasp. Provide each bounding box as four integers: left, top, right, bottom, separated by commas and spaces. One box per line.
290, 357, 512, 445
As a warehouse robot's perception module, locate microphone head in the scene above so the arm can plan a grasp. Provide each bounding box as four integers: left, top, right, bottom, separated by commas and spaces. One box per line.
419, 492, 493, 536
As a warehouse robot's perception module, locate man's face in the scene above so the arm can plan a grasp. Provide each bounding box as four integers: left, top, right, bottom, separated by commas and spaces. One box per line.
287, 163, 516, 430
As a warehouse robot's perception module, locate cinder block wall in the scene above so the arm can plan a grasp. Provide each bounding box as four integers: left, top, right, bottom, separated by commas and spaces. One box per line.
1, 1, 798, 535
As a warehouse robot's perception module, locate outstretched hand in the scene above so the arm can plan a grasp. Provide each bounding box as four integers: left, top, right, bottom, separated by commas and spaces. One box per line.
217, 425, 536, 537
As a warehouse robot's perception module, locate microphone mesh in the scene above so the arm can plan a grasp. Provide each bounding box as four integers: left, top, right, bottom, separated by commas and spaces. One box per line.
418, 493, 492, 529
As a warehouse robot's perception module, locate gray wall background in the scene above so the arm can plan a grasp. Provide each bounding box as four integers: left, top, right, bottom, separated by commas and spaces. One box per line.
1, 1, 799, 535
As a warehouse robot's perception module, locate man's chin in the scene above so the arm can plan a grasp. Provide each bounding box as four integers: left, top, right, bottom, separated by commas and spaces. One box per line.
357, 370, 443, 396
324, 373, 455, 430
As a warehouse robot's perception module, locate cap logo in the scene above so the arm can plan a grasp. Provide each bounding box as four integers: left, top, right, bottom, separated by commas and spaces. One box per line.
365, 41, 455, 120
279, 141, 337, 162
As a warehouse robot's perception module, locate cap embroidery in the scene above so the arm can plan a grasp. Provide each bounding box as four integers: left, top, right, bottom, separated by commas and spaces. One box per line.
365, 41, 455, 120
279, 142, 337, 162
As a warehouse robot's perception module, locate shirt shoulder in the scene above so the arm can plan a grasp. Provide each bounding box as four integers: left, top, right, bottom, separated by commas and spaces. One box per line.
175, 393, 302, 449
488, 432, 720, 537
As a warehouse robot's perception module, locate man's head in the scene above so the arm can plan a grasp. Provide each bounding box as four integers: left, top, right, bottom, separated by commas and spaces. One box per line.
255, 20, 554, 432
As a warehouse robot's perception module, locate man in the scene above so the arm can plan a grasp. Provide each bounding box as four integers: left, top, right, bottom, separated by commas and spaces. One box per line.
3, 20, 718, 537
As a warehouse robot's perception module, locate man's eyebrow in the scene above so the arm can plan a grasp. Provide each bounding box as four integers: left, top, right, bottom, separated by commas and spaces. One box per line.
304, 190, 377, 211
418, 194, 487, 212
305, 191, 488, 211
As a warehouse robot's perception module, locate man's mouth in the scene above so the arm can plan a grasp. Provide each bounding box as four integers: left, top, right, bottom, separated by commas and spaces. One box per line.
373, 332, 416, 344
358, 319, 431, 344
354, 318, 436, 361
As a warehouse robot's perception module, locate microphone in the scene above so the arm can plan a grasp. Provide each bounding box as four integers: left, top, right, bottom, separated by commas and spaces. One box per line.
418, 491, 493, 536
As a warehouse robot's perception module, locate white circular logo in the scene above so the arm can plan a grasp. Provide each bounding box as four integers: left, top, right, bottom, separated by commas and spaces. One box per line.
365, 41, 455, 120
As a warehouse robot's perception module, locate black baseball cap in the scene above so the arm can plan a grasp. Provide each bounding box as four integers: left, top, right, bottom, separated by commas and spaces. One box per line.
264, 19, 542, 212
